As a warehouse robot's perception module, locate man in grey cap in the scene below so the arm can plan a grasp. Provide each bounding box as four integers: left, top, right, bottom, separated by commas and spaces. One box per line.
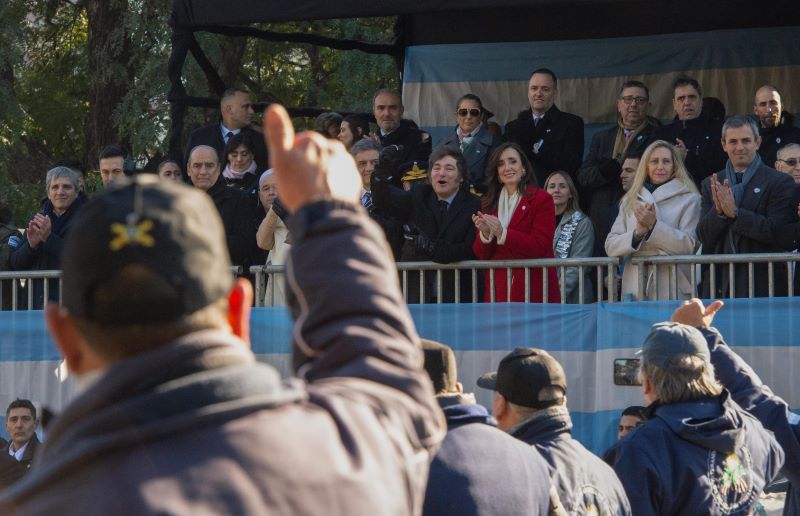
612, 319, 784, 515
0, 105, 443, 515
478, 348, 630, 515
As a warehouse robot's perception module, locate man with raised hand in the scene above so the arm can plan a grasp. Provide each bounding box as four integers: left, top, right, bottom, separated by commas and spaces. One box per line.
0, 105, 443, 515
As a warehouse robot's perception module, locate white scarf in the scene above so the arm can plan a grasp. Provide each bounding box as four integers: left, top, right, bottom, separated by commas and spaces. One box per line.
497, 188, 520, 245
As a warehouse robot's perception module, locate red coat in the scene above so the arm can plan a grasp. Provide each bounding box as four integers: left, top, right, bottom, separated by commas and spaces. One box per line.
472, 186, 560, 303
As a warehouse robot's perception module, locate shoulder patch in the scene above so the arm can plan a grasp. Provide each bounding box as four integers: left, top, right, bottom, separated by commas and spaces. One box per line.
7, 235, 22, 248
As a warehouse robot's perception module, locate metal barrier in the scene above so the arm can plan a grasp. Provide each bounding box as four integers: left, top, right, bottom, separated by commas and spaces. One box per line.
630, 252, 800, 300
251, 258, 622, 306
0, 271, 62, 311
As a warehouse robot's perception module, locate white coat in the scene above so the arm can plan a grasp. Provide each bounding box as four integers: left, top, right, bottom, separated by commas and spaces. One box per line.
605, 179, 700, 300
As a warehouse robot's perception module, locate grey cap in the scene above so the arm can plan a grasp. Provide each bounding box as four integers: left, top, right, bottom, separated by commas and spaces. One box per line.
639, 322, 710, 369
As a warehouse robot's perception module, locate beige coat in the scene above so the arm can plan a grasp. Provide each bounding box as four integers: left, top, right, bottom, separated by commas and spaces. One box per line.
605, 180, 700, 300
256, 208, 290, 306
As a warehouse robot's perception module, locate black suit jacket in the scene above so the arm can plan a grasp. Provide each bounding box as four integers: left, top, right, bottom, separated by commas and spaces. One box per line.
657, 117, 726, 186
503, 106, 584, 188
372, 179, 481, 302
698, 163, 796, 297
577, 121, 659, 255
184, 124, 268, 177
0, 435, 39, 488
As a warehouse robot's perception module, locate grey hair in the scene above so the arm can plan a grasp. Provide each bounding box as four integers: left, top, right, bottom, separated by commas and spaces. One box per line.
721, 115, 760, 141
46, 166, 80, 191
350, 139, 382, 157
777, 143, 800, 160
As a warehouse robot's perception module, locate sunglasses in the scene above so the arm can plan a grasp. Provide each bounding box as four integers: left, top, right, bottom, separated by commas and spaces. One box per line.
778, 158, 800, 167
457, 108, 481, 117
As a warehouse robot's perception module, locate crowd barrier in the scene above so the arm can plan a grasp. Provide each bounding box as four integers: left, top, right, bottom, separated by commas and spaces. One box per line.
1, 297, 798, 455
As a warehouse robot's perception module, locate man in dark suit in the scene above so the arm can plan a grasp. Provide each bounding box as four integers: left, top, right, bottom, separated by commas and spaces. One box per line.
372, 89, 431, 186
698, 116, 796, 297
504, 68, 584, 188
184, 88, 268, 178
1, 399, 40, 488
577, 81, 659, 255
372, 145, 481, 303
753, 85, 800, 167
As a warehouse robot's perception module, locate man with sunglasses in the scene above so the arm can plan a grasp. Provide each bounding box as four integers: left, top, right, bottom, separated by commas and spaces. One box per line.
577, 80, 659, 256
775, 143, 800, 184
753, 85, 800, 168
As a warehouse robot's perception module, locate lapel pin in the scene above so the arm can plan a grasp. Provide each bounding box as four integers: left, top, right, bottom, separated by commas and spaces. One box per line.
754, 187, 761, 193
776, 137, 782, 144
522, 205, 527, 210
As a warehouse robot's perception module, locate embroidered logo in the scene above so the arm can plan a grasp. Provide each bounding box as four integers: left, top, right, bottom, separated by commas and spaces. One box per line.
708, 447, 755, 514
109, 219, 155, 251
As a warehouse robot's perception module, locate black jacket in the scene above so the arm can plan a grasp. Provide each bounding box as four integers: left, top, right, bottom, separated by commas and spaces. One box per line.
512, 405, 631, 515
757, 112, 800, 168
656, 116, 727, 186
504, 106, 584, 188
379, 122, 432, 186
0, 434, 40, 489
372, 179, 481, 303
424, 398, 551, 516
577, 121, 659, 255
184, 124, 268, 179
205, 175, 260, 267
697, 162, 796, 297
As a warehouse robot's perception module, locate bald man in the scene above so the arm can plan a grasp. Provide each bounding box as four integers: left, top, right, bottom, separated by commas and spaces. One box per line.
753, 85, 800, 167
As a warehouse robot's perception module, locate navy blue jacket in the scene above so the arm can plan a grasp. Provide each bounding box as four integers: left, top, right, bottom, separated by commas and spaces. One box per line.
424, 398, 551, 516
656, 116, 727, 186
511, 405, 631, 515
703, 327, 800, 515
613, 390, 784, 515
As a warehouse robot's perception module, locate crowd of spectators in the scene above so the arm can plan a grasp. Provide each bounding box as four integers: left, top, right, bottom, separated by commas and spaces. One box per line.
3, 72, 800, 307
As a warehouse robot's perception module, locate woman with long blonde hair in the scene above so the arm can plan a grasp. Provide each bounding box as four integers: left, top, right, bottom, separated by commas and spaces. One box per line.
605, 140, 700, 300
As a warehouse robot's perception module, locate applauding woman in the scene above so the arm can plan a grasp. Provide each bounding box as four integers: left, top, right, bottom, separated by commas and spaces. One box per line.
472, 142, 560, 303
605, 140, 700, 300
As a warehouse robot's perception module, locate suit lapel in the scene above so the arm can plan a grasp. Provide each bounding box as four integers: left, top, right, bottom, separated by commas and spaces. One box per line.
508, 192, 531, 229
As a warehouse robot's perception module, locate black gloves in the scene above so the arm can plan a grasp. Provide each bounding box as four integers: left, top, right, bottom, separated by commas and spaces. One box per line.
374, 145, 404, 182
271, 197, 289, 223
403, 224, 436, 258
598, 158, 622, 183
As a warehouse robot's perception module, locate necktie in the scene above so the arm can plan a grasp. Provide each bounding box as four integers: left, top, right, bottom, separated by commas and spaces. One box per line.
533, 116, 542, 127
439, 200, 448, 218
225, 131, 234, 143
362, 191, 373, 211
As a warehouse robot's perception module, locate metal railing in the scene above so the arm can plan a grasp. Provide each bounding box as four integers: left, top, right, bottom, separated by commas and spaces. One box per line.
251, 258, 621, 306
0, 271, 62, 310
631, 252, 800, 300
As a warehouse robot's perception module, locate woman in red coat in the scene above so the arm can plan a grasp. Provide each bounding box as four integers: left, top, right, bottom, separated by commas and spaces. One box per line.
472, 142, 560, 302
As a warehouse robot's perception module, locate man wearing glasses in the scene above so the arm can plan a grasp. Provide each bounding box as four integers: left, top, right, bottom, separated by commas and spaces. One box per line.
754, 85, 800, 167
656, 76, 727, 186
577, 80, 659, 255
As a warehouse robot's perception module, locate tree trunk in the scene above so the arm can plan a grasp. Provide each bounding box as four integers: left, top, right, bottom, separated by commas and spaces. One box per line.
84, 0, 133, 167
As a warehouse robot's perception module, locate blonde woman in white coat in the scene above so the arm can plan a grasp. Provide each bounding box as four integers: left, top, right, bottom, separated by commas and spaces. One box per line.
605, 140, 700, 300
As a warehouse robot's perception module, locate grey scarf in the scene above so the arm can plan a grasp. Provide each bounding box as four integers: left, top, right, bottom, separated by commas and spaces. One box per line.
724, 153, 761, 207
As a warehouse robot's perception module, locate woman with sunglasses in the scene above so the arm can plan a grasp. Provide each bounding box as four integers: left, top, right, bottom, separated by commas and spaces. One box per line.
441, 93, 500, 194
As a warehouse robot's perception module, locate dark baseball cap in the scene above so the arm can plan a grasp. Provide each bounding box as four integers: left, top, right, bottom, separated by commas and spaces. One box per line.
421, 339, 457, 394
638, 322, 710, 369
477, 348, 567, 408
61, 176, 233, 326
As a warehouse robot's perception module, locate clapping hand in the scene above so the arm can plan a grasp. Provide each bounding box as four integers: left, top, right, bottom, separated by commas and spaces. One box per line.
633, 201, 656, 238
710, 176, 737, 219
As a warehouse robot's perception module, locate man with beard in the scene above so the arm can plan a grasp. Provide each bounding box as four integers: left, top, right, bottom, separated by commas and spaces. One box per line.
753, 85, 800, 167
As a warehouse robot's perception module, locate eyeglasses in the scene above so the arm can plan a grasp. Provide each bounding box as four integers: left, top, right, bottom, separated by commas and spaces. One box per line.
778, 158, 800, 167
457, 108, 481, 117
619, 96, 649, 106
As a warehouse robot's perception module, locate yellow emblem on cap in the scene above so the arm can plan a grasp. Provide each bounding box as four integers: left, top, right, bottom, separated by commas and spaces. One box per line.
401, 162, 427, 182
109, 219, 155, 251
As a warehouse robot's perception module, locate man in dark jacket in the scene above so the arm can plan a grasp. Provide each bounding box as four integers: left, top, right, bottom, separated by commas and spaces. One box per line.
612, 318, 784, 515
372, 145, 481, 303
671, 298, 800, 516
0, 105, 444, 514
10, 166, 86, 308
0, 399, 40, 489
421, 339, 554, 516
373, 89, 432, 185
183, 88, 268, 179
656, 76, 727, 186
697, 116, 795, 297
478, 348, 631, 515
577, 81, 659, 254
753, 85, 800, 167
186, 145, 260, 268
504, 68, 584, 187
